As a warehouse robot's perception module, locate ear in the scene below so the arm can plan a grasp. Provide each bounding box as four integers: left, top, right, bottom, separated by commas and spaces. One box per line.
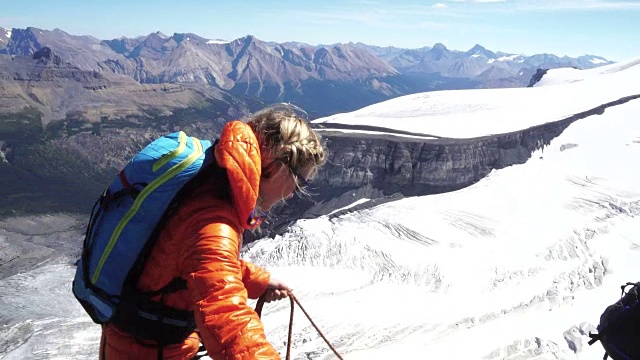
262, 161, 284, 179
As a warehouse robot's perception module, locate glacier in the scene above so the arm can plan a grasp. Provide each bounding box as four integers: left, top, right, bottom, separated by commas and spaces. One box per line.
1, 57, 640, 359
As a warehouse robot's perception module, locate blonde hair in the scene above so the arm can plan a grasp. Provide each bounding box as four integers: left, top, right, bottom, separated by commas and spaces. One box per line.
247, 105, 326, 190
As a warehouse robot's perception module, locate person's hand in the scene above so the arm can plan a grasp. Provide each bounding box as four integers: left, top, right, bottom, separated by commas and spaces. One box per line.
264, 278, 291, 303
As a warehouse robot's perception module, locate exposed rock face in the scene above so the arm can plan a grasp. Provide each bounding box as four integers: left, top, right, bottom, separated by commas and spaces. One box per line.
1, 27, 42, 55
32, 46, 63, 66
0, 27, 11, 49
316, 123, 557, 197
1, 27, 135, 73
0, 47, 240, 124
528, 68, 549, 87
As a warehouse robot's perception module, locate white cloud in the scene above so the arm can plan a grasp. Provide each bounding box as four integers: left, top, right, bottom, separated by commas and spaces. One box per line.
449, 0, 640, 9
547, 0, 640, 10
433, 3, 449, 8
451, 0, 507, 3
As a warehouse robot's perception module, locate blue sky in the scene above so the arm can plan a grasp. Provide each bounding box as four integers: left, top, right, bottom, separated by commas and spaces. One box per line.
1, 0, 639, 61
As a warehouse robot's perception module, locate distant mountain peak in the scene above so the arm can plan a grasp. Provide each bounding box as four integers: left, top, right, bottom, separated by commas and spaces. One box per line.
355, 42, 401, 50
224, 34, 255, 47
575, 54, 615, 66
171, 32, 206, 44
279, 40, 312, 48
469, 44, 486, 52
146, 31, 166, 39
432, 43, 447, 50
24, 26, 44, 34
466, 44, 496, 59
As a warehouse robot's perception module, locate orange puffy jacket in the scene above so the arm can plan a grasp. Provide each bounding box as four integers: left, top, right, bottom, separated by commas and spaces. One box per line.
100, 121, 280, 360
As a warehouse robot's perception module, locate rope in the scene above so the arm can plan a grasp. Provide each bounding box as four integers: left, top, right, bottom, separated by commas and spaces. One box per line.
256, 292, 344, 360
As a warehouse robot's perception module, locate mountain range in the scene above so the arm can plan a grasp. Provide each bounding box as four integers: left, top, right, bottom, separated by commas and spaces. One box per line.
0, 26, 613, 119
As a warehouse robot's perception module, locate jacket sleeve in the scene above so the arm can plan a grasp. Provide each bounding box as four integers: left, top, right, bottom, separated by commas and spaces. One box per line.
185, 221, 280, 359
239, 259, 271, 299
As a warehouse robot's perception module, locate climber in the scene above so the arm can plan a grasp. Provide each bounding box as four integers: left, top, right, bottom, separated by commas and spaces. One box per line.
98, 104, 326, 359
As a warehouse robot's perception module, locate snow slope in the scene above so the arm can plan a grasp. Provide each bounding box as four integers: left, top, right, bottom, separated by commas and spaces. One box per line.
313, 57, 640, 139
534, 56, 640, 86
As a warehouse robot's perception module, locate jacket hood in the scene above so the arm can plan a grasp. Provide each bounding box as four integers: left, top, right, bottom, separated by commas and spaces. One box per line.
214, 121, 263, 229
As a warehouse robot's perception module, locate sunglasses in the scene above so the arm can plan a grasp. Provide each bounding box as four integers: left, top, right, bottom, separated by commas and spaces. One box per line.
289, 166, 310, 189
279, 161, 309, 193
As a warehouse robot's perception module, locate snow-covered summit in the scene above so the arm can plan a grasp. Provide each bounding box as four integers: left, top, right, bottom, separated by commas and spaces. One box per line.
533, 56, 640, 87
313, 57, 640, 138
206, 38, 229, 45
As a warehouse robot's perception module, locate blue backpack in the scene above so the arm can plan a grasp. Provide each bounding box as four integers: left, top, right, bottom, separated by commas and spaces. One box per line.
72, 131, 213, 343
589, 282, 640, 360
